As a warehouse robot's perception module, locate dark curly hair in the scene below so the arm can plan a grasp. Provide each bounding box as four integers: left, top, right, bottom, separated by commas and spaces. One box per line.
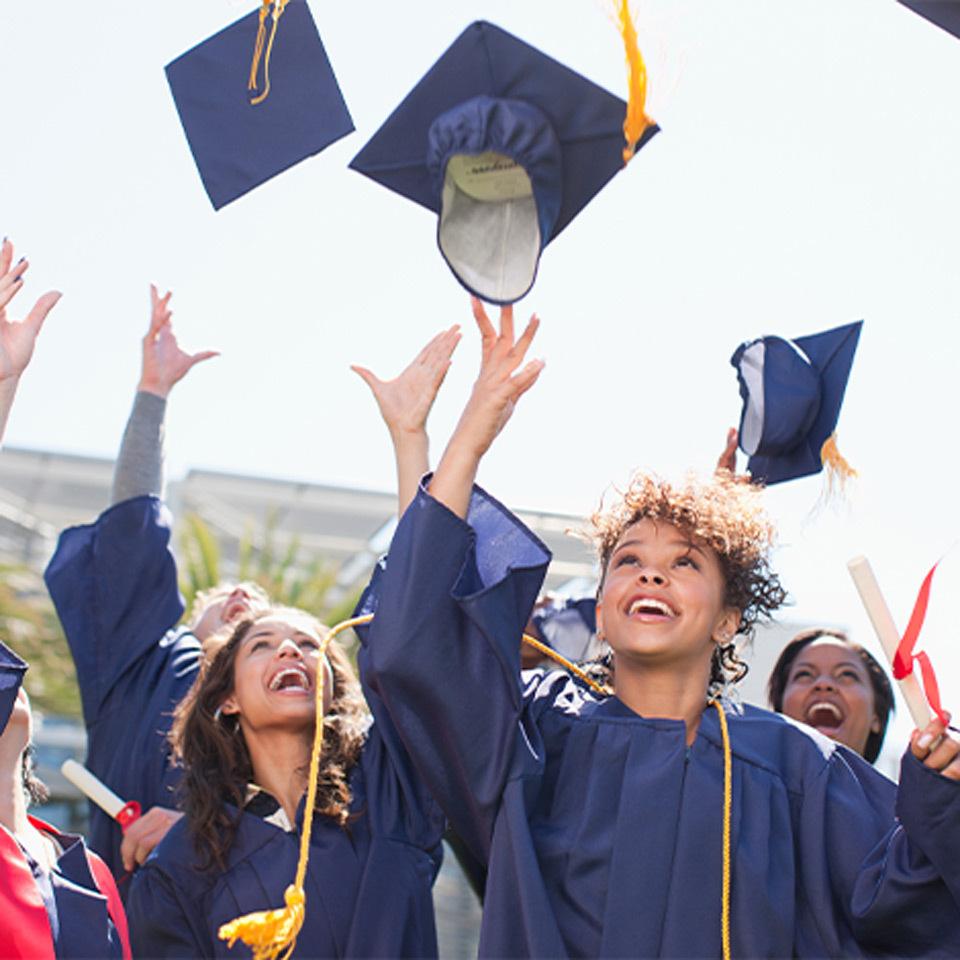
587, 471, 788, 693
767, 628, 894, 763
171, 607, 370, 872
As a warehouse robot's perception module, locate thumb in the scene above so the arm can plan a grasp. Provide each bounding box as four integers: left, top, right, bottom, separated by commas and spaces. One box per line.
26, 291, 62, 333
350, 365, 382, 390
188, 350, 220, 369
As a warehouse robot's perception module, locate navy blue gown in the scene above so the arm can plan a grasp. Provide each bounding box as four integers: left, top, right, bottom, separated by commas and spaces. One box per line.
125, 673, 445, 958
44, 496, 196, 878
360, 481, 960, 958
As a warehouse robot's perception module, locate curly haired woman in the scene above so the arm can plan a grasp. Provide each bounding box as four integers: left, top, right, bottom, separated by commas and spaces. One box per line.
125, 607, 444, 958
360, 298, 960, 958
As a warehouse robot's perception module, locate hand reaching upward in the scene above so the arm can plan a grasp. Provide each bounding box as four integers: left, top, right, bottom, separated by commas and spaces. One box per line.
0, 238, 61, 384
429, 297, 544, 519
137, 285, 219, 399
352, 324, 461, 441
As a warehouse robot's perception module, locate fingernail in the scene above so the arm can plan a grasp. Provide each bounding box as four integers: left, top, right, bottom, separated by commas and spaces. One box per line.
918, 733, 933, 749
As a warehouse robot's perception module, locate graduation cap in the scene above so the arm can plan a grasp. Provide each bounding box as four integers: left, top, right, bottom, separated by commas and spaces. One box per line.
349, 20, 659, 304
730, 320, 863, 486
0, 641, 28, 737
166, 0, 354, 210
898, 1, 960, 40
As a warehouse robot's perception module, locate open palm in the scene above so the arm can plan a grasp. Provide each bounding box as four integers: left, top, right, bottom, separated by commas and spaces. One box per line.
139, 285, 218, 397
0, 239, 61, 382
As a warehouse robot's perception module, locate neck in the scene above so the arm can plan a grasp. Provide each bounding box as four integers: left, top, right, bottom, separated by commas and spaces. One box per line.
242, 726, 312, 824
0, 757, 31, 836
613, 656, 713, 745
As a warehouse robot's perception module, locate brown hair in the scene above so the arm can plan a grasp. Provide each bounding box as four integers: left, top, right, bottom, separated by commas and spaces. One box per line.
187, 581, 270, 629
588, 471, 788, 692
171, 608, 369, 872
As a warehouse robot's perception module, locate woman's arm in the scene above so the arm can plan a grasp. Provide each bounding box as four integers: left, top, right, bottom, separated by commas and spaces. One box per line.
352, 323, 461, 517
429, 298, 542, 518
111, 285, 217, 504
360, 299, 547, 862
0, 238, 60, 446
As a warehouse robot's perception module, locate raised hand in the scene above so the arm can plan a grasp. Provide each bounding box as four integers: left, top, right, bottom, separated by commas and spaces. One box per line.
716, 427, 739, 475
137, 285, 218, 398
352, 324, 461, 441
430, 297, 543, 518
454, 297, 543, 459
0, 238, 61, 384
353, 324, 462, 517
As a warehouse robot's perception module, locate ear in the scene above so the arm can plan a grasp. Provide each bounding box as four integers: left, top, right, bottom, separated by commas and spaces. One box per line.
870, 714, 882, 734
220, 695, 240, 717
594, 600, 605, 641
712, 607, 742, 646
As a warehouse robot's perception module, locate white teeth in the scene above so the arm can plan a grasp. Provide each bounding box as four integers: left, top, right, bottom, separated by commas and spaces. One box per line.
628, 597, 674, 617
806, 701, 842, 723
269, 667, 310, 691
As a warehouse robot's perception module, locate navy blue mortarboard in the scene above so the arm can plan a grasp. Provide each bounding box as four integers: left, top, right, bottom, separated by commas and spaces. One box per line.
165, 0, 354, 210
730, 320, 863, 486
0, 640, 27, 737
349, 20, 659, 304
899, 1, 960, 40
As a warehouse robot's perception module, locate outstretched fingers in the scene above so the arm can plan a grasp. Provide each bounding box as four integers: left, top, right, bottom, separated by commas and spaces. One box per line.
350, 364, 383, 391
510, 358, 545, 400
147, 284, 173, 337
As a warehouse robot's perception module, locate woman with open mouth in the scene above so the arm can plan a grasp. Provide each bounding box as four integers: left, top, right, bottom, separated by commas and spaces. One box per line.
361, 298, 960, 958
124, 606, 444, 958
768, 628, 895, 764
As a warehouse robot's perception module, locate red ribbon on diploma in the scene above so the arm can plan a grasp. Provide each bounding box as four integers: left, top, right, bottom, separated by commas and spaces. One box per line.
893, 562, 947, 724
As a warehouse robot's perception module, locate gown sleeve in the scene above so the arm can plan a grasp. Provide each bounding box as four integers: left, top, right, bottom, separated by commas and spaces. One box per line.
798, 745, 960, 957
43, 496, 185, 727
126, 862, 211, 959
360, 479, 550, 864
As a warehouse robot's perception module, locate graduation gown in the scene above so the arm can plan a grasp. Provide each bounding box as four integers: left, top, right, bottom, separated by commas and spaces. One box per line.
0, 816, 131, 959
126, 679, 445, 958
44, 495, 195, 879
360, 481, 960, 958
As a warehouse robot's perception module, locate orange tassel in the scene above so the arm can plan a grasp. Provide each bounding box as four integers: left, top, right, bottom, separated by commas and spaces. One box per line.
820, 432, 858, 500
613, 0, 653, 164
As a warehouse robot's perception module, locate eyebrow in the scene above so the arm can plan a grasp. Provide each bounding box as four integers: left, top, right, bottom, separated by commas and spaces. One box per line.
793, 659, 864, 673
612, 537, 707, 558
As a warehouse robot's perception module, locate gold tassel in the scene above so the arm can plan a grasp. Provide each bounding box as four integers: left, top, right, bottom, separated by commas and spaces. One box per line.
820, 432, 858, 500
248, 0, 288, 106
218, 613, 373, 960
613, 0, 653, 164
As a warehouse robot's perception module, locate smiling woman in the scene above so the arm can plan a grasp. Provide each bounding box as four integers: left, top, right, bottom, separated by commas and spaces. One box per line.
124, 606, 445, 958
360, 298, 960, 958
768, 628, 895, 763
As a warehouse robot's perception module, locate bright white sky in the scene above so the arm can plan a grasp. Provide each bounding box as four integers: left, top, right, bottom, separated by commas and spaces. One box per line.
3, 0, 960, 756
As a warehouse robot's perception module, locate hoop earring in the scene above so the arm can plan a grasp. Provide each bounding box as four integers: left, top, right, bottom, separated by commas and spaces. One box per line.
213, 705, 224, 723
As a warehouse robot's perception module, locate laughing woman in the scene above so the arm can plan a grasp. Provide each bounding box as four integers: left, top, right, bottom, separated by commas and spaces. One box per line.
360, 299, 960, 958
125, 607, 444, 958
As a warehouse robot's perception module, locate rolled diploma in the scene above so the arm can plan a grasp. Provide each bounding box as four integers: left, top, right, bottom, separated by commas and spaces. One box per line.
61, 759, 125, 819
847, 555, 932, 728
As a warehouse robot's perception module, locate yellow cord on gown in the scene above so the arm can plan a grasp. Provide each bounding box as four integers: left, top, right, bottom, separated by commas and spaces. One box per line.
218, 613, 373, 960
217, 613, 731, 960
711, 699, 733, 960
248, 0, 289, 105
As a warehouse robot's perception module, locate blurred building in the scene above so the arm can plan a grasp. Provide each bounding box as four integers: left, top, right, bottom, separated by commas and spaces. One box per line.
0, 444, 598, 952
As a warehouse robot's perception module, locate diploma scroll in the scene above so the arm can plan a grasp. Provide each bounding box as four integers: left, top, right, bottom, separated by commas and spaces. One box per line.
847, 555, 933, 729
61, 759, 142, 832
